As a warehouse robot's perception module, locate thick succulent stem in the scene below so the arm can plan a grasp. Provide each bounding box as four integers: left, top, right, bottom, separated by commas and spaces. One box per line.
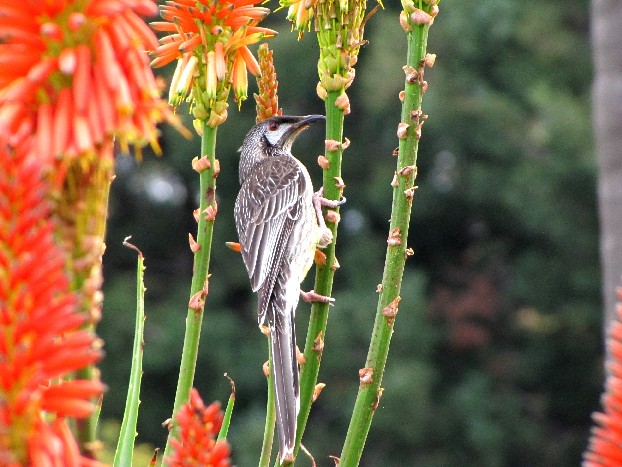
339, 7, 435, 465
259, 335, 277, 467
163, 121, 219, 460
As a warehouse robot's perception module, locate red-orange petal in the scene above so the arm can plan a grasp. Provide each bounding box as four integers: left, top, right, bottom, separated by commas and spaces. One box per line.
73, 44, 92, 114
52, 88, 73, 158
215, 41, 226, 81
238, 45, 261, 76
35, 104, 54, 163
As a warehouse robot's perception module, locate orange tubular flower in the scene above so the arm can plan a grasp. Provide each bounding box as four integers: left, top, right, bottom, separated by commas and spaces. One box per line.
281, 0, 317, 38
584, 288, 622, 466
0, 144, 105, 466
151, 0, 277, 123
166, 388, 231, 467
0, 0, 177, 170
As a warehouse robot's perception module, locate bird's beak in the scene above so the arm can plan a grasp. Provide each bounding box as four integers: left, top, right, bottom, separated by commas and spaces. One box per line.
298, 114, 325, 126
284, 114, 325, 140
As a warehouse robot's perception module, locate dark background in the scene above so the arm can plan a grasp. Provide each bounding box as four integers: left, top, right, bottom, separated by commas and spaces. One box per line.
98, 0, 602, 465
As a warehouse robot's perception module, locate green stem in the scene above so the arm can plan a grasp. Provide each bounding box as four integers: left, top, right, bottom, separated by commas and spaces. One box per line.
162, 121, 219, 461
285, 90, 345, 465
259, 336, 276, 467
339, 18, 432, 467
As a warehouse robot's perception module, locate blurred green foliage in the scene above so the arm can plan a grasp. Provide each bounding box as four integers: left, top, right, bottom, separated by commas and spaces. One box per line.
98, 0, 601, 465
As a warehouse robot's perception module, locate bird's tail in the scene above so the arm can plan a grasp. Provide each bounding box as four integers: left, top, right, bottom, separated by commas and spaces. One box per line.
264, 276, 300, 463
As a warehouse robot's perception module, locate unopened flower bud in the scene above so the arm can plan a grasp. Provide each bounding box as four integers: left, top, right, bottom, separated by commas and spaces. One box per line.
192, 104, 208, 120
401, 0, 416, 14
68, 12, 87, 31
321, 72, 349, 92
40, 22, 63, 40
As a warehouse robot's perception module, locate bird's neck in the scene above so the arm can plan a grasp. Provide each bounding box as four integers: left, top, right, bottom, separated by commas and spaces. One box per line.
238, 146, 292, 184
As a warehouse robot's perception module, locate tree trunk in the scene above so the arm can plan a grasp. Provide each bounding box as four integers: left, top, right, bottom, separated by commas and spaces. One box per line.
592, 0, 622, 336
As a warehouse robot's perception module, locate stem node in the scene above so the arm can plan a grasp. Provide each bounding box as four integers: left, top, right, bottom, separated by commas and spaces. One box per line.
358, 368, 374, 385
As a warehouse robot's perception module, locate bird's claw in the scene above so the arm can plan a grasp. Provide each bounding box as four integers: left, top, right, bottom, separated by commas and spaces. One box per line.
301, 289, 335, 305
323, 195, 346, 207
313, 187, 346, 209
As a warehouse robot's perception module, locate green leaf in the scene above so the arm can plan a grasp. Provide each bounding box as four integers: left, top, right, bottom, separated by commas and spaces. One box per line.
113, 238, 147, 467
218, 374, 236, 442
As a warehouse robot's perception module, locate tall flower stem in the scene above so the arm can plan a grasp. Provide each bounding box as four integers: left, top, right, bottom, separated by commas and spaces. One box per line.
259, 335, 276, 467
163, 121, 219, 459
339, 5, 437, 465
292, 90, 345, 462
282, 0, 368, 460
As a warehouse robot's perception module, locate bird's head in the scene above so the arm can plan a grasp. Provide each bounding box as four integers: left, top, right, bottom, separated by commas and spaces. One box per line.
238, 115, 325, 183
241, 115, 325, 154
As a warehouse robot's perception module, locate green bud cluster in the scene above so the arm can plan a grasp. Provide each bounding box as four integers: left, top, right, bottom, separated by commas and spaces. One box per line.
315, 0, 371, 98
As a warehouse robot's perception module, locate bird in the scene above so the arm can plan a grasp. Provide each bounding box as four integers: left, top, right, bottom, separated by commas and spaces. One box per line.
234, 115, 343, 462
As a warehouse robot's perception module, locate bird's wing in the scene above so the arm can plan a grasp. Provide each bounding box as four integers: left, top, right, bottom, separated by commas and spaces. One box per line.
234, 156, 306, 293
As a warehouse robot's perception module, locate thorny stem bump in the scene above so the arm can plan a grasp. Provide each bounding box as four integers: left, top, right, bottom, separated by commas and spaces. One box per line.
339, 3, 437, 465
163, 121, 219, 460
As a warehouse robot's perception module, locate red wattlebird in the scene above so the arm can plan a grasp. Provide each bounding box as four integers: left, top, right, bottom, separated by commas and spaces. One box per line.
234, 115, 344, 462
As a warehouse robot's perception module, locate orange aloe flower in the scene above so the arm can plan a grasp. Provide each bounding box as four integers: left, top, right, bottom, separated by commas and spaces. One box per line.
0, 0, 177, 171
0, 143, 105, 465
281, 0, 317, 38
166, 388, 231, 467
151, 0, 277, 124
584, 287, 622, 466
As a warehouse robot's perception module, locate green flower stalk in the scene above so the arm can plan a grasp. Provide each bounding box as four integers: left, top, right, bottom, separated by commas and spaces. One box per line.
339, 2, 439, 465
279, 0, 374, 463
259, 330, 277, 467
150, 0, 276, 459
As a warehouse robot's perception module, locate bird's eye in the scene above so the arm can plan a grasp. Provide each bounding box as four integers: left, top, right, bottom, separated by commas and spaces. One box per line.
268, 122, 279, 131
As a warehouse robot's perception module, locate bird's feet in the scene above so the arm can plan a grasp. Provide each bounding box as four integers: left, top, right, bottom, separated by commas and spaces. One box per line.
312, 188, 346, 236
313, 187, 346, 210
301, 289, 335, 305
